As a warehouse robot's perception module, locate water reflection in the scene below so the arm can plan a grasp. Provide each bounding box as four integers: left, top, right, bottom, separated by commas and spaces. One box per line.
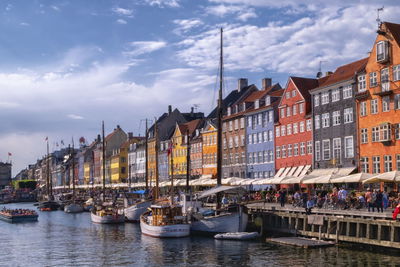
0, 203, 399, 267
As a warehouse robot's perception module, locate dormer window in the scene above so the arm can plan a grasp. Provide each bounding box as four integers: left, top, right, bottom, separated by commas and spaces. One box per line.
235, 105, 238, 113
254, 100, 259, 109
242, 102, 246, 111
376, 41, 389, 63
227, 107, 231, 116
265, 96, 270, 106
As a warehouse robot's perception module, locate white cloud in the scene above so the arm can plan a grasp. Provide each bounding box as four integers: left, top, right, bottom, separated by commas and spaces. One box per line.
116, 19, 128, 24
5, 4, 12, 11
112, 7, 134, 17
124, 41, 167, 57
205, 4, 257, 21
51, 5, 60, 11
67, 114, 84, 120
173, 19, 203, 35
144, 0, 180, 8
20, 22, 30, 27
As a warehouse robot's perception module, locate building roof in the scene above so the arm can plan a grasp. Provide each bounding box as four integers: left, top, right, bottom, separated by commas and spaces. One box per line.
314, 58, 368, 89
290, 76, 328, 102
178, 119, 203, 136
384, 22, 400, 46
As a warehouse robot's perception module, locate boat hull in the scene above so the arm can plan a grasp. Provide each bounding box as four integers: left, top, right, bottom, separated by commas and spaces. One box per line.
124, 201, 152, 222
0, 214, 38, 223
90, 212, 125, 224
214, 232, 259, 240
191, 212, 248, 234
140, 216, 190, 238
64, 203, 84, 213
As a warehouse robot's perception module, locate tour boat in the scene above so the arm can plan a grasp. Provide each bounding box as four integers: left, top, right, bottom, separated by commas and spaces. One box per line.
0, 208, 38, 223
140, 202, 190, 238
91, 207, 125, 224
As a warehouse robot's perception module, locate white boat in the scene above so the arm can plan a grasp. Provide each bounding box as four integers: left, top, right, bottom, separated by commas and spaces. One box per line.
124, 200, 152, 222
140, 203, 190, 238
64, 203, 84, 213
214, 232, 259, 240
91, 208, 125, 224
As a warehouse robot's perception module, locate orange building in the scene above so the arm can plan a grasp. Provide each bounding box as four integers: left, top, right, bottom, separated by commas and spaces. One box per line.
356, 22, 400, 175
201, 121, 217, 178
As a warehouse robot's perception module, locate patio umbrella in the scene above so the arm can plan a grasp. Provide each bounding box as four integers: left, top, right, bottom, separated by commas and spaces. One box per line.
222, 177, 245, 185
362, 171, 400, 184
330, 172, 373, 183
302, 174, 334, 184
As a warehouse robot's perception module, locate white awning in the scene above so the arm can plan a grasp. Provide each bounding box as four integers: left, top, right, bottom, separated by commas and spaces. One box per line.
363, 171, 400, 184
287, 166, 298, 177
333, 167, 357, 177
242, 178, 262, 185
299, 165, 312, 177
281, 167, 292, 177
331, 172, 373, 183
197, 185, 245, 199
303, 174, 334, 184
222, 177, 245, 185
274, 167, 286, 178
293, 165, 304, 177
278, 175, 306, 184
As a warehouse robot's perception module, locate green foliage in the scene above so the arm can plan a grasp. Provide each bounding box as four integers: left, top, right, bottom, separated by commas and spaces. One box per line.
14, 180, 37, 190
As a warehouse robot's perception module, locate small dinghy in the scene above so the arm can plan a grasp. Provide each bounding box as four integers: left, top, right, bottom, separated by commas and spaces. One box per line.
214, 232, 260, 240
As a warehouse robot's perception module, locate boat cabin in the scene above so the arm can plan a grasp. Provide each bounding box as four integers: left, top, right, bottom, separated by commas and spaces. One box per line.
150, 204, 186, 226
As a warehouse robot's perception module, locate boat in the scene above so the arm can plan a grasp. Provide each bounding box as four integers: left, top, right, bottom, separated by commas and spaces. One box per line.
37, 201, 60, 211
214, 232, 259, 240
140, 202, 190, 238
90, 121, 125, 224
124, 200, 152, 222
64, 141, 84, 214
188, 29, 248, 234
64, 202, 84, 213
0, 208, 38, 223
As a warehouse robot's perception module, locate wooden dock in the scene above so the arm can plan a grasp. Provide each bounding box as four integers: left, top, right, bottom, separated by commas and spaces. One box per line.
267, 237, 335, 248
246, 202, 400, 249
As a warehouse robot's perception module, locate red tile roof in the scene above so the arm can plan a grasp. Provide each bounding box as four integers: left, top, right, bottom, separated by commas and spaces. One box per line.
384, 22, 400, 46
290, 76, 325, 102
178, 119, 202, 135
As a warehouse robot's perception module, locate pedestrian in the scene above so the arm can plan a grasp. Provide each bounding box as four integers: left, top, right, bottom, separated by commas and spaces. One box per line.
279, 190, 286, 207
382, 191, 389, 210
393, 204, 400, 220
375, 190, 383, 213
305, 197, 313, 215
365, 188, 374, 212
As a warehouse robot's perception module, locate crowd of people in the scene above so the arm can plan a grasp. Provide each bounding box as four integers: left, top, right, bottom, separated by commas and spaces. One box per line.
0, 207, 37, 216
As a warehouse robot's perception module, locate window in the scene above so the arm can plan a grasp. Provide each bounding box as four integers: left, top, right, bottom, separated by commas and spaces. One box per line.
253, 133, 257, 144
258, 152, 263, 163
268, 111, 273, 122
322, 113, 330, 128
269, 150, 273, 162
394, 65, 400, 81
240, 118, 245, 128
286, 106, 291, 117
344, 108, 353, 123
332, 89, 340, 102
369, 72, 377, 87
293, 123, 298, 134
280, 108, 285, 118
315, 141, 321, 161
379, 124, 391, 142
223, 138, 227, 149
281, 126, 286, 136
323, 140, 330, 160
382, 96, 390, 112
294, 143, 299, 156
371, 99, 378, 114
258, 132, 263, 143
300, 142, 305, 155
358, 75, 366, 92
287, 123, 292, 135
276, 146, 281, 159
397, 155, 400, 171
293, 104, 297, 115
344, 136, 354, 158
333, 138, 341, 163
241, 135, 245, 146
372, 156, 380, 174
361, 157, 369, 173
360, 101, 367, 116
376, 40, 389, 62
292, 90, 297, 97
372, 127, 379, 142
234, 119, 239, 130
265, 96, 271, 106
307, 141, 313, 154
258, 114, 262, 125
253, 152, 257, 164
263, 131, 268, 142
282, 145, 286, 158
276, 126, 280, 137
254, 100, 259, 109
381, 68, 390, 92
288, 144, 292, 157
286, 92, 290, 99
264, 151, 268, 163
248, 153, 253, 164
234, 136, 239, 147
361, 128, 368, 144
321, 92, 329, 104
306, 119, 312, 131
229, 121, 233, 131
269, 130, 273, 142
247, 117, 252, 128
343, 85, 352, 99
395, 94, 400, 110
248, 134, 253, 144
299, 103, 304, 113
384, 155, 393, 172
314, 95, 320, 107
315, 115, 320, 129
228, 137, 233, 148
396, 124, 400, 140
332, 111, 341, 126
300, 121, 305, 132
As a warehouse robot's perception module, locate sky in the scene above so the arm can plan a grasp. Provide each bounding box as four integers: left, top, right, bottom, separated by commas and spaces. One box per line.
0, 0, 399, 176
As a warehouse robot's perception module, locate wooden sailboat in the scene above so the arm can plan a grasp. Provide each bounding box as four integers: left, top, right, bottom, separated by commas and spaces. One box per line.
91, 121, 125, 224
124, 119, 152, 222
189, 28, 248, 234
140, 118, 190, 237
64, 140, 84, 213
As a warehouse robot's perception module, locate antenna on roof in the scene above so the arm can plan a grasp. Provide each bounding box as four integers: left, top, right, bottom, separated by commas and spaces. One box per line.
316, 60, 325, 78
376, 6, 384, 28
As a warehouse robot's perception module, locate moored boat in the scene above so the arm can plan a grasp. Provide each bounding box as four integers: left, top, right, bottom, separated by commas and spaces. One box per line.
64, 203, 84, 213
0, 208, 38, 223
125, 200, 152, 222
37, 201, 60, 211
90, 206, 125, 224
214, 232, 259, 240
140, 203, 190, 238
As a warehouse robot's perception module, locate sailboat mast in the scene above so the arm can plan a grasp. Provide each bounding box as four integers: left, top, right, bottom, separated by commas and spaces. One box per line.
217, 27, 223, 187
154, 118, 159, 200
102, 121, 106, 203
186, 129, 190, 193
145, 119, 149, 191
72, 138, 75, 202
46, 139, 50, 199
170, 139, 174, 202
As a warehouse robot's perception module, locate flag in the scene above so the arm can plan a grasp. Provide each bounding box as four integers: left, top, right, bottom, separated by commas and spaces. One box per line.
8, 152, 12, 156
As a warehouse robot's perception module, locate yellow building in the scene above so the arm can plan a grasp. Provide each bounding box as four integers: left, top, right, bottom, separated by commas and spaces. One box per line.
83, 162, 91, 184
110, 138, 141, 183
202, 121, 217, 178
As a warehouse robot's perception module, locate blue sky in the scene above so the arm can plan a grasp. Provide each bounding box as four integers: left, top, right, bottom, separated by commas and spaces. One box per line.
0, 0, 399, 175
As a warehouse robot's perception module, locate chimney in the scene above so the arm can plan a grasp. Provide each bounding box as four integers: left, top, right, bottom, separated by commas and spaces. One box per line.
237, 78, 248, 92
262, 78, 272, 90
325, 71, 333, 77
128, 132, 133, 139
191, 107, 194, 114
97, 134, 101, 142
168, 105, 172, 115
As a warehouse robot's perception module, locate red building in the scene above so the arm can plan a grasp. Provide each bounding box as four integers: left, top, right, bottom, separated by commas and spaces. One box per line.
274, 76, 326, 181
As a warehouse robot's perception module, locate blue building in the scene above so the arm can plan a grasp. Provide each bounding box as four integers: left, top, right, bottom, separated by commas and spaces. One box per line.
245, 79, 283, 179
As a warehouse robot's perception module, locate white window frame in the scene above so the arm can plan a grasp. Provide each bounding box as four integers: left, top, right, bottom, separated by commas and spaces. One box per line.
371, 99, 378, 114
307, 141, 312, 154
276, 126, 280, 137
299, 121, 305, 132
293, 122, 298, 134
332, 110, 341, 126
358, 75, 366, 92
288, 144, 292, 157
299, 103, 304, 113
315, 115, 320, 129
322, 113, 330, 128
306, 119, 312, 131
293, 104, 297, 115
344, 136, 354, 158
360, 101, 367, 116
321, 92, 329, 105
361, 157, 369, 173
384, 155, 393, 172
394, 65, 400, 81
369, 72, 377, 87
372, 156, 380, 174
344, 108, 353, 124
361, 128, 368, 144
276, 146, 281, 159
382, 96, 390, 112
322, 139, 330, 161
300, 142, 305, 156
287, 124, 292, 135
333, 138, 341, 164
314, 95, 320, 107
315, 141, 321, 161
332, 89, 340, 102
343, 85, 352, 99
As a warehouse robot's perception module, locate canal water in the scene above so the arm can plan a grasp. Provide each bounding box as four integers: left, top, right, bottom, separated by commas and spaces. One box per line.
1, 203, 399, 267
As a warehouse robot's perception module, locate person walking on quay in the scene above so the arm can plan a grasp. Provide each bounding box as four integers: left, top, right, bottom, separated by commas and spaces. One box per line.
305, 197, 314, 215
338, 188, 347, 209
365, 188, 375, 212
375, 190, 383, 213
279, 190, 286, 207
382, 191, 389, 210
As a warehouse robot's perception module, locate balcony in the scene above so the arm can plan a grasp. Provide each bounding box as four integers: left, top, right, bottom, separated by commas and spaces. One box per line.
373, 82, 392, 96
355, 90, 370, 100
